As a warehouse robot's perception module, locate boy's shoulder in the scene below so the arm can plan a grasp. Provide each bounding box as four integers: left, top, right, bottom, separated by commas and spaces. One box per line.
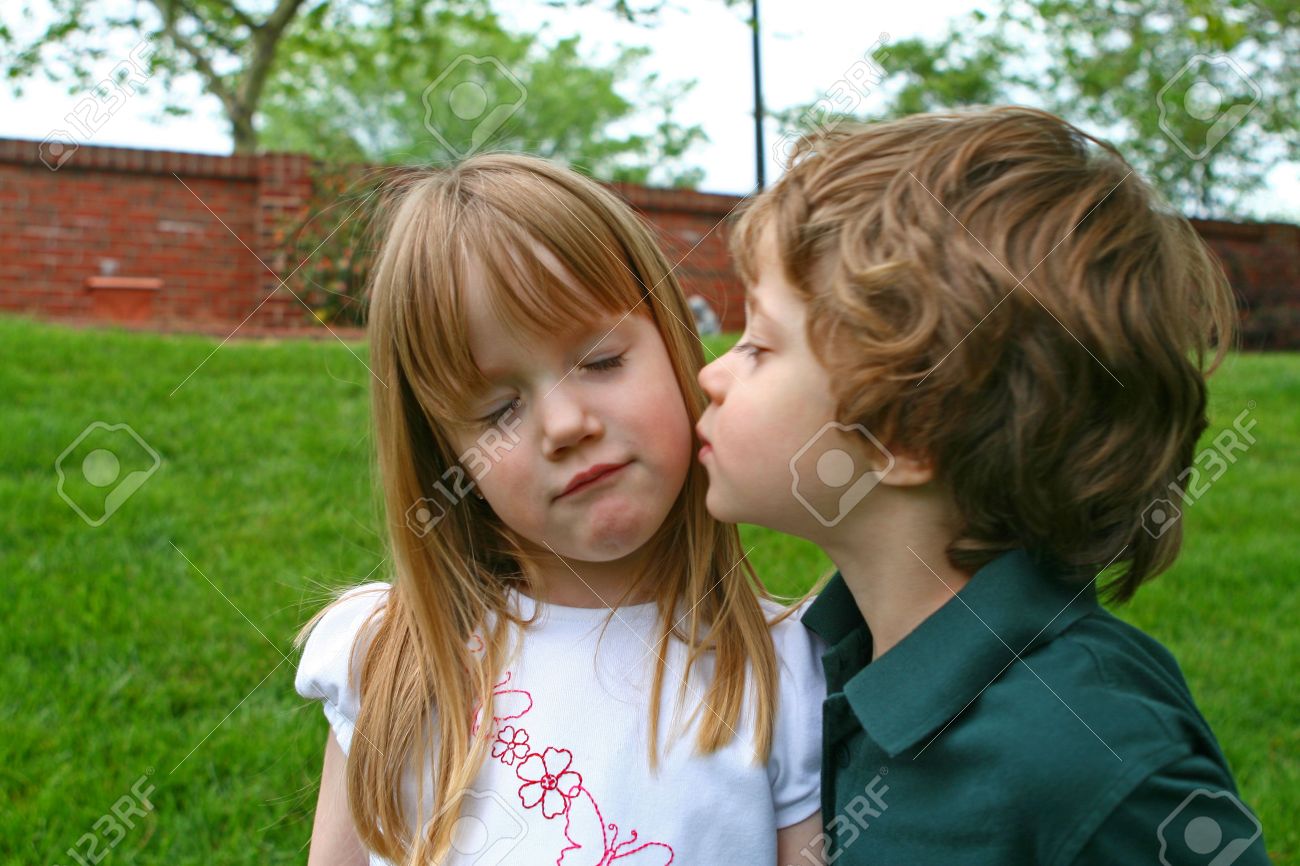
952, 607, 1254, 862
980, 605, 1219, 773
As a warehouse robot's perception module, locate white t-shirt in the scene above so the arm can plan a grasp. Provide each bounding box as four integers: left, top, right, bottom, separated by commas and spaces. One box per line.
295, 582, 827, 866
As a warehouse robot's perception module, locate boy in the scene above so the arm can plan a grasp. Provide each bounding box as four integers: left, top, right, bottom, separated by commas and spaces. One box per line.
695, 106, 1271, 864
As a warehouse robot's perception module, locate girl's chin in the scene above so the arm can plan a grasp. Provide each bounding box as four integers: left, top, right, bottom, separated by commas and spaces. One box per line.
560, 511, 661, 561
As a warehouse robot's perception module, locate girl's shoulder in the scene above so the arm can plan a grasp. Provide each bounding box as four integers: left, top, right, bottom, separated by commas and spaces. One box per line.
756, 593, 827, 828
759, 593, 829, 668
293, 581, 392, 753
756, 592, 829, 722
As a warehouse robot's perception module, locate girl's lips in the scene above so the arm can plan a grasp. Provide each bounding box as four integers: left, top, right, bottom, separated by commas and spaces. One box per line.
555, 461, 630, 500
698, 443, 713, 460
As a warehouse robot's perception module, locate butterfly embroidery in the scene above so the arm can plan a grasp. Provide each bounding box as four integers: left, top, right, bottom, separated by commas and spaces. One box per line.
559, 788, 675, 865
470, 671, 534, 737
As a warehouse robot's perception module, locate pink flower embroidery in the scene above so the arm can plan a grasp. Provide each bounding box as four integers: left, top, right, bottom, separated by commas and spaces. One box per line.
492, 725, 530, 765
516, 747, 582, 819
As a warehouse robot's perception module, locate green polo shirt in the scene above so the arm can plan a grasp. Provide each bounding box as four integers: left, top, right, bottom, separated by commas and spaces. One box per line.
801, 548, 1271, 865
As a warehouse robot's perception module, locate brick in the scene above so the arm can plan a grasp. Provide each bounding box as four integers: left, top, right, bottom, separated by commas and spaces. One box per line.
0, 135, 1294, 341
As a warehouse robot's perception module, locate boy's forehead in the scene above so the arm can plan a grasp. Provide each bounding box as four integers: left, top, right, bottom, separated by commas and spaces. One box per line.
744, 264, 801, 326
755, 218, 788, 273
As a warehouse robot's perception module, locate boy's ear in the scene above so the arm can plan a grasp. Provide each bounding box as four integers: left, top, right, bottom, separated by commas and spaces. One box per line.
875, 447, 936, 488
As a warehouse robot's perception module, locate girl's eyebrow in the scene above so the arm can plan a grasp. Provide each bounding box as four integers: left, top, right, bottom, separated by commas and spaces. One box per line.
477, 316, 625, 383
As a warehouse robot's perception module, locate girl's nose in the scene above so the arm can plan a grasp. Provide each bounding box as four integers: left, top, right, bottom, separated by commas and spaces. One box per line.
539, 383, 601, 457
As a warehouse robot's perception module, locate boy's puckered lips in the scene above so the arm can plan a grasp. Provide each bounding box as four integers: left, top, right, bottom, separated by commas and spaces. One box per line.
694, 422, 714, 458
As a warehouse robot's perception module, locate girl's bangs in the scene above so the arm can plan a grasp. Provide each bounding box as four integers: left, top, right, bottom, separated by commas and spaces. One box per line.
439, 207, 650, 414
466, 199, 650, 340
389, 165, 657, 429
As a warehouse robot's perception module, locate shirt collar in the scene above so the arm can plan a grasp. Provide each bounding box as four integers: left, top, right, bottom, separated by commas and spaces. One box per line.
803, 548, 1101, 757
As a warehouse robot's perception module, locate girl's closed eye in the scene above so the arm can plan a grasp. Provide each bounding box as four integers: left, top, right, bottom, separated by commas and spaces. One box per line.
482, 398, 522, 428
581, 352, 626, 372
480, 353, 626, 426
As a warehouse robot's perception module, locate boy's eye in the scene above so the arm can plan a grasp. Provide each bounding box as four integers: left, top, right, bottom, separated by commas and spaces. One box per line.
582, 353, 626, 372
482, 397, 521, 427
732, 341, 764, 359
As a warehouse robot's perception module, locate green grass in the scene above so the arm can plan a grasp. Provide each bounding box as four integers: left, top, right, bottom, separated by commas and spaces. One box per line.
2, 316, 1294, 864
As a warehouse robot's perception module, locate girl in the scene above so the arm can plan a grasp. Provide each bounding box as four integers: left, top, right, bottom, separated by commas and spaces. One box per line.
293, 153, 826, 866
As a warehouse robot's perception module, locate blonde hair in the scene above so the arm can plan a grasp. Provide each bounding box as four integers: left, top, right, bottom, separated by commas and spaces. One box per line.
731, 105, 1236, 602
297, 153, 797, 864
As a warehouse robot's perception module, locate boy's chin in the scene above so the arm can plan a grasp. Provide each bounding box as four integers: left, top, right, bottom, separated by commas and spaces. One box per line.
704, 489, 799, 536
703, 488, 747, 526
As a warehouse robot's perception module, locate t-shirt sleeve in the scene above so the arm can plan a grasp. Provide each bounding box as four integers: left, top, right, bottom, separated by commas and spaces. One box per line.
765, 596, 828, 828
294, 582, 391, 755
1071, 751, 1270, 866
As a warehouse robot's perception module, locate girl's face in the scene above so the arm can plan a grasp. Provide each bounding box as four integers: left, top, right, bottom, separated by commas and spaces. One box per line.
447, 264, 694, 573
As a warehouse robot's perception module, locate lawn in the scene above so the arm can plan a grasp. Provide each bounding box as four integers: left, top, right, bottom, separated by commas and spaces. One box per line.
2, 315, 1295, 864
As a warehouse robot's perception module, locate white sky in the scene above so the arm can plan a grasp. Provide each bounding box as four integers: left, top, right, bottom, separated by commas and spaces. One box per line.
1, 0, 1295, 218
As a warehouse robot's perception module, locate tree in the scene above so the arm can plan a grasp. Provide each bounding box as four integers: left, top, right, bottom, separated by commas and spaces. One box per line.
1, 0, 701, 184
255, 0, 705, 185
4, 0, 314, 153
775, 0, 1297, 217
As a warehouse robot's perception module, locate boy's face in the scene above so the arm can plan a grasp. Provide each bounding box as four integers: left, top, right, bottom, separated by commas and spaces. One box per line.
696, 229, 892, 539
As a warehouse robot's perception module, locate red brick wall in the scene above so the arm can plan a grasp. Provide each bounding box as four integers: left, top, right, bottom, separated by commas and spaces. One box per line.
0, 138, 750, 336
1, 136, 1296, 345
1191, 218, 1300, 350
0, 140, 312, 330
610, 182, 747, 332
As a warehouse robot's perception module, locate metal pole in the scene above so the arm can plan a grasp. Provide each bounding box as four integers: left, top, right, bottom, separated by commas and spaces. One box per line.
751, 0, 766, 189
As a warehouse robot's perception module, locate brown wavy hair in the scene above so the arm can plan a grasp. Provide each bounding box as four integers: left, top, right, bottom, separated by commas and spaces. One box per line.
731, 105, 1236, 602
296, 153, 798, 865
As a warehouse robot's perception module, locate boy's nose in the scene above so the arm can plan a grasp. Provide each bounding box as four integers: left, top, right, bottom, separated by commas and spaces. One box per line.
698, 356, 727, 403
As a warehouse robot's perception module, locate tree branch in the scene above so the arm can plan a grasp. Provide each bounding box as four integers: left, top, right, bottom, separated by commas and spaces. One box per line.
168, 0, 245, 53
209, 0, 258, 33
265, 0, 312, 40
236, 0, 311, 114
147, 0, 236, 114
